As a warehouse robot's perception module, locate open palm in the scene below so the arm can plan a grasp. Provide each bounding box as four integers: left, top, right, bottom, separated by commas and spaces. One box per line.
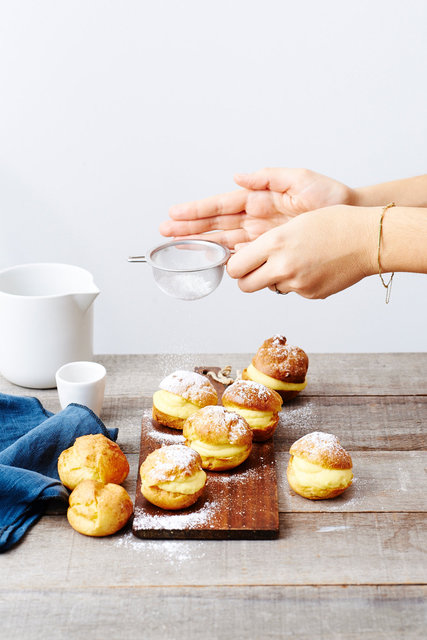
160, 168, 353, 249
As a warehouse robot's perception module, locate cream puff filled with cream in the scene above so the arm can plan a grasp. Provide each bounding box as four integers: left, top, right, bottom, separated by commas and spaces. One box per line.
153, 370, 218, 430
287, 431, 353, 500
140, 444, 207, 510
242, 334, 308, 401
222, 379, 282, 442
183, 405, 252, 471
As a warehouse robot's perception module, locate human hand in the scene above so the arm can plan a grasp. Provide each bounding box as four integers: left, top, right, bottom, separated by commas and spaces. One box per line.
160, 168, 354, 249
226, 205, 378, 299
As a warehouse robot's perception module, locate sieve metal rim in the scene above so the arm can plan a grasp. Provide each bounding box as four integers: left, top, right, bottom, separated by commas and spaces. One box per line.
142, 239, 230, 273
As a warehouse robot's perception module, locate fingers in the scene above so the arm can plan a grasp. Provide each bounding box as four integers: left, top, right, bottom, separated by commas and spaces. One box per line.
234, 168, 296, 193
159, 213, 245, 238
227, 234, 272, 279
236, 263, 279, 293
170, 229, 249, 250
169, 189, 249, 221
268, 283, 291, 295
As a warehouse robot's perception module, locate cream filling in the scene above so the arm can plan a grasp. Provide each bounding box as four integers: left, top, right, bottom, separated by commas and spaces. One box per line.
153, 389, 200, 419
291, 455, 353, 490
247, 364, 307, 391
188, 439, 248, 459
227, 405, 274, 430
156, 469, 206, 494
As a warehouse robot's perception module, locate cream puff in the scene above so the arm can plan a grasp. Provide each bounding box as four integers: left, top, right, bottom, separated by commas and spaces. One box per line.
287, 431, 353, 500
242, 334, 308, 401
58, 434, 130, 491
222, 379, 283, 442
67, 480, 133, 536
152, 370, 218, 430
140, 444, 207, 510
183, 405, 253, 471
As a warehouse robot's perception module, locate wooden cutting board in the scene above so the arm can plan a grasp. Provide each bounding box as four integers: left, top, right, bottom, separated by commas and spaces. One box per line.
132, 366, 279, 539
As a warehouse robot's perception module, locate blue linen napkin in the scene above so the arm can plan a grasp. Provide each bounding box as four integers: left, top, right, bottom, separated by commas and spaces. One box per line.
0, 393, 118, 553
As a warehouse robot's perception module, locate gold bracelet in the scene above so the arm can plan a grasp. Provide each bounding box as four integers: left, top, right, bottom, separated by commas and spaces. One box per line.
377, 202, 396, 304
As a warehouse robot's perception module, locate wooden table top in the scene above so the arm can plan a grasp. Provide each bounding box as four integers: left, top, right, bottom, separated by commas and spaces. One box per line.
1, 353, 426, 640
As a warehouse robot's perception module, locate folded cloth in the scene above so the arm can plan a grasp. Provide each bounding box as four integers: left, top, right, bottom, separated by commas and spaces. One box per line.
0, 393, 118, 553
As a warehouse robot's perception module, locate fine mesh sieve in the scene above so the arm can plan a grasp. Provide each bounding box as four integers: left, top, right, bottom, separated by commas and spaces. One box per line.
128, 239, 231, 300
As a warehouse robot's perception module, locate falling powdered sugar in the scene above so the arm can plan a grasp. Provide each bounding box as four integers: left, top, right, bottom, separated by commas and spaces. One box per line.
155, 271, 218, 300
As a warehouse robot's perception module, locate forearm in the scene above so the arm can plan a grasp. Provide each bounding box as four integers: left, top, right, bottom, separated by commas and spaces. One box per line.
350, 175, 427, 208
366, 206, 427, 275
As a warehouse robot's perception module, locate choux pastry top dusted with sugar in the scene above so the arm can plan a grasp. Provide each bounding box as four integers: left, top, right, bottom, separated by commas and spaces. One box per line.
58, 433, 130, 490
287, 431, 353, 500
67, 479, 133, 537
222, 379, 283, 442
153, 370, 218, 430
140, 444, 207, 510
242, 334, 308, 401
183, 405, 253, 471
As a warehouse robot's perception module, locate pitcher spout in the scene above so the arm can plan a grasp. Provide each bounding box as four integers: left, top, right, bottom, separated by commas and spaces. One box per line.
73, 288, 100, 313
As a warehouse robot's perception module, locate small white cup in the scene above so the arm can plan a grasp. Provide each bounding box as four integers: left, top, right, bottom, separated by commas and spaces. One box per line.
55, 361, 106, 416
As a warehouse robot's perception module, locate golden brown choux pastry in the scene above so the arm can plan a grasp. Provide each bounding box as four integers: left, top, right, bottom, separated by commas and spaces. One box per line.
152, 370, 218, 430
58, 434, 129, 490
140, 444, 207, 510
222, 379, 283, 442
287, 431, 353, 500
183, 405, 253, 471
242, 334, 308, 401
67, 480, 133, 536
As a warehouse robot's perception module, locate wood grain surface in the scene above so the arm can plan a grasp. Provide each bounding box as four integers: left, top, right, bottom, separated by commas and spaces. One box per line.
1, 353, 426, 640
1, 586, 425, 640
119, 451, 427, 514
3, 352, 425, 399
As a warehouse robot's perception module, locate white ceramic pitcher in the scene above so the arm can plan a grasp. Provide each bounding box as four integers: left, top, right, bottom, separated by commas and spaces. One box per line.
0, 263, 100, 389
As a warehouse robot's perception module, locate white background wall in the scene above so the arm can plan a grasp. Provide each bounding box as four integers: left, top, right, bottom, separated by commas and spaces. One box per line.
1, 0, 426, 354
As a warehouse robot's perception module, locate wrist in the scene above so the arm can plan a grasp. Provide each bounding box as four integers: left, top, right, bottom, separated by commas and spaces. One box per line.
346, 187, 362, 206
352, 206, 381, 277
348, 187, 382, 207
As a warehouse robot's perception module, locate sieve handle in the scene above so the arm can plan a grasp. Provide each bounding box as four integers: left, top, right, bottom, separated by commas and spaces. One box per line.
128, 256, 147, 263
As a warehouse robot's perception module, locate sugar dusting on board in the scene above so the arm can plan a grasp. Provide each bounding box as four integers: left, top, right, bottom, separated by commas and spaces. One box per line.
148, 429, 185, 446
133, 499, 217, 530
